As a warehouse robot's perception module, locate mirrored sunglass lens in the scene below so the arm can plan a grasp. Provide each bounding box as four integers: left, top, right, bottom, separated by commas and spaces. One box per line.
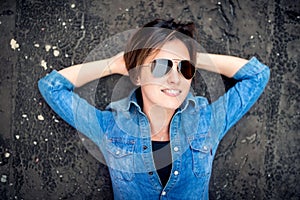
151, 59, 172, 77
179, 61, 195, 79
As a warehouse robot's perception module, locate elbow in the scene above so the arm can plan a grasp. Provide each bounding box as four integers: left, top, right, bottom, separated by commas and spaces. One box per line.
38, 78, 50, 100
261, 66, 271, 88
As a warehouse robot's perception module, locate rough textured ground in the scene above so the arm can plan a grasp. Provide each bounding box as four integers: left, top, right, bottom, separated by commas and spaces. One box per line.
0, 0, 299, 199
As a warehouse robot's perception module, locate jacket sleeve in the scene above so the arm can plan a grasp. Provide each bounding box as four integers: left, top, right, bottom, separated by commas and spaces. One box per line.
38, 70, 109, 144
211, 57, 270, 141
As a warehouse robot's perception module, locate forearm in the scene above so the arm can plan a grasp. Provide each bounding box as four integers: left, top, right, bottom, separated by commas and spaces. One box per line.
58, 59, 111, 87
58, 52, 126, 87
196, 53, 248, 78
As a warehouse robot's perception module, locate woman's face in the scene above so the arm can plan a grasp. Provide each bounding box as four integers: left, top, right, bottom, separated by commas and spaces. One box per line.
138, 39, 193, 112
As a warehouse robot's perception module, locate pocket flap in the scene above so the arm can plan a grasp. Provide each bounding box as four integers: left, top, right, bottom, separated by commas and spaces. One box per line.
106, 137, 135, 158
189, 138, 210, 153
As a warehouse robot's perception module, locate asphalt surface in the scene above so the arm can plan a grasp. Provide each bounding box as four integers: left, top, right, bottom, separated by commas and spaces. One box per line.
0, 0, 299, 199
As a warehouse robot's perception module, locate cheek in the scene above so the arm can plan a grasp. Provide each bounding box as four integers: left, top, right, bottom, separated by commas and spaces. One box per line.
139, 70, 163, 86
182, 79, 192, 91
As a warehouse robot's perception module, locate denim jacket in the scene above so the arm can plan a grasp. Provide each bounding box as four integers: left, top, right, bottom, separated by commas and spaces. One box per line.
38, 57, 270, 200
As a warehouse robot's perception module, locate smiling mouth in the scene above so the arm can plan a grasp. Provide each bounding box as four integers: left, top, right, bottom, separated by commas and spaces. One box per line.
161, 89, 182, 97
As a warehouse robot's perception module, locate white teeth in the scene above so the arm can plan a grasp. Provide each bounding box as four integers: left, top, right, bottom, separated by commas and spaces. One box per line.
162, 89, 181, 95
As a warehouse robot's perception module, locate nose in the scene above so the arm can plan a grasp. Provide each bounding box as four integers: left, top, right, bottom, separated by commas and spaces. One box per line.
167, 65, 180, 84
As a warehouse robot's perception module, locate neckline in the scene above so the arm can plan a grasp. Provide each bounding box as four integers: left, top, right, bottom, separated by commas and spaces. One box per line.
151, 140, 170, 144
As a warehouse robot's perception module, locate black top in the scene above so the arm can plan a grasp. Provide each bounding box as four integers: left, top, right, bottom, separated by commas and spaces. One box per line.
151, 141, 172, 187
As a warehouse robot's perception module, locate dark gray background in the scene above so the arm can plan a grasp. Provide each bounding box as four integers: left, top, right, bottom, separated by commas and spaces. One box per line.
0, 0, 299, 199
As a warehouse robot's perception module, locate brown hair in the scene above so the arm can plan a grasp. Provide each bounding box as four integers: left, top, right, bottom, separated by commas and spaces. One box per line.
124, 19, 196, 83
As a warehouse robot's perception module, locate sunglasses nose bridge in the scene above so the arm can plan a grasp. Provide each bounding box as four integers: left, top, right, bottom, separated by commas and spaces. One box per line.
170, 60, 180, 72
166, 61, 181, 83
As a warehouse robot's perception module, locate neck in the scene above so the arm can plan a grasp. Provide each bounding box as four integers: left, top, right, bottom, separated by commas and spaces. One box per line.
143, 104, 175, 141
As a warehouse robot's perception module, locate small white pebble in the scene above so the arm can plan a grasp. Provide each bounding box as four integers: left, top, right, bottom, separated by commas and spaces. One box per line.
1, 175, 7, 183
62, 22, 66, 26
250, 35, 254, 39
217, 2, 221, 5
125, 8, 129, 11
34, 43, 40, 48
80, 25, 84, 29
4, 152, 10, 158
15, 135, 20, 140
22, 114, 27, 118
268, 19, 271, 23
37, 114, 44, 121
54, 119, 59, 123
52, 46, 57, 50
45, 45, 52, 52
71, 4, 76, 8
65, 54, 69, 58
276, 53, 280, 56
40, 60, 47, 70
24, 55, 28, 59
53, 50, 60, 57
45, 138, 48, 142
33, 141, 37, 145
10, 39, 19, 50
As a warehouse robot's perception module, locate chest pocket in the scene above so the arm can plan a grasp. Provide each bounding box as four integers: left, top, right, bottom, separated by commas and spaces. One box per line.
189, 136, 213, 178
105, 137, 135, 181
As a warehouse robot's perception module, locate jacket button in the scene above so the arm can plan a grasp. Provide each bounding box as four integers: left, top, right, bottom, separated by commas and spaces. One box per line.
161, 191, 166, 196
173, 146, 179, 152
174, 170, 179, 176
143, 145, 148, 150
148, 171, 153, 175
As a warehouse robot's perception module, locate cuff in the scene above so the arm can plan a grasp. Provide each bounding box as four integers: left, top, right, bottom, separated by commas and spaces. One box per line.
233, 57, 269, 80
39, 70, 75, 91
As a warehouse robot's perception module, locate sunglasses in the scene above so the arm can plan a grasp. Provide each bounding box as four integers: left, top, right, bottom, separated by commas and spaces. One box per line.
146, 59, 196, 80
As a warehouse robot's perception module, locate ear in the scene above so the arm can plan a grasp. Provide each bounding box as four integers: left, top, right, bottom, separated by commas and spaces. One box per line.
134, 76, 141, 86
129, 74, 141, 86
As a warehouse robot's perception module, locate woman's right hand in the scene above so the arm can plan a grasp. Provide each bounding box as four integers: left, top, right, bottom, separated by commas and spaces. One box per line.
109, 52, 128, 76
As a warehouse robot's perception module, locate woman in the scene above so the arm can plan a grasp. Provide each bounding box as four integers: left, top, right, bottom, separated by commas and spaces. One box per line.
38, 19, 270, 199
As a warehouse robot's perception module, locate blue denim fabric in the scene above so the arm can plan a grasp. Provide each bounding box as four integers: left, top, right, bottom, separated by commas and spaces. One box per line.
38, 57, 270, 200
